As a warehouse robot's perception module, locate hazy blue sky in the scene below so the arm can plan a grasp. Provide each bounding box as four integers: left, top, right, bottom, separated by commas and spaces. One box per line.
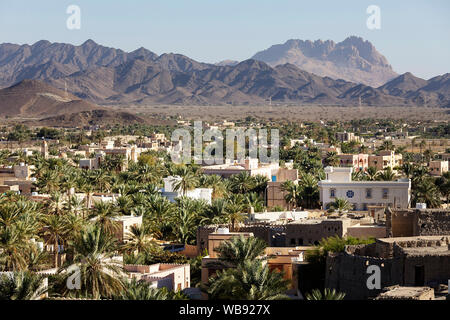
0, 0, 449, 79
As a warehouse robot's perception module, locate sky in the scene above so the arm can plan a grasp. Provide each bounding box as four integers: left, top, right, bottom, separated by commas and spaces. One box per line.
0, 0, 449, 79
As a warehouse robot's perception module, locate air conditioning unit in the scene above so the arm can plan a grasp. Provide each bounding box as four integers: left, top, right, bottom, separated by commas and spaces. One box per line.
416, 203, 427, 209
217, 228, 229, 234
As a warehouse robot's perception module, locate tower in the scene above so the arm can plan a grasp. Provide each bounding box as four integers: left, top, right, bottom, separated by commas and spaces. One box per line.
41, 140, 49, 159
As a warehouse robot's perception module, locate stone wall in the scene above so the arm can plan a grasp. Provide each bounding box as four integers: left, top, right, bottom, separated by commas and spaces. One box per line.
386, 208, 450, 237
325, 236, 450, 299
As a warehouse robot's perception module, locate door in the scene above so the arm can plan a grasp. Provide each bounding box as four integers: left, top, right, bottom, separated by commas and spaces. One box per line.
414, 265, 425, 286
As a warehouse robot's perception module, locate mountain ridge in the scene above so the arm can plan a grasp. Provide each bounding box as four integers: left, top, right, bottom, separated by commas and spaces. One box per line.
0, 39, 448, 108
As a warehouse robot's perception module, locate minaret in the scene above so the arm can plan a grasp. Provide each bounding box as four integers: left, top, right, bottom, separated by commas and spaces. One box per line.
41, 140, 49, 159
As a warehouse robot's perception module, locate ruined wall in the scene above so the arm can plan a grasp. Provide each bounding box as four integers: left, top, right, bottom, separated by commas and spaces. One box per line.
417, 210, 450, 236
285, 220, 347, 246
386, 209, 450, 237
325, 251, 403, 300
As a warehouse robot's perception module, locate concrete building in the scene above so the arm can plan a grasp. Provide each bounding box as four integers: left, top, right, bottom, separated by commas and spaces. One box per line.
200, 229, 307, 296
0, 163, 36, 195
338, 154, 369, 172
429, 160, 448, 176
79, 145, 142, 171
112, 215, 143, 243
318, 167, 411, 211
202, 158, 289, 181
368, 151, 403, 171
162, 176, 212, 204
335, 131, 362, 143
266, 167, 298, 209
124, 263, 190, 291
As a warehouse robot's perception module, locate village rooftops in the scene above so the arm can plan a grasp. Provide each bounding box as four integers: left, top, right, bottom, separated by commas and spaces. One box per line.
375, 286, 435, 300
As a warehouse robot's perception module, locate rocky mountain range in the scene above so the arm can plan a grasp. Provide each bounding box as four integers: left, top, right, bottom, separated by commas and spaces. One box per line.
0, 39, 448, 108
251, 36, 398, 87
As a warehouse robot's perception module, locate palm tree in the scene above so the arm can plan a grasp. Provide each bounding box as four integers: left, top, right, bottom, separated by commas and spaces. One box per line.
89, 201, 121, 235
121, 225, 155, 254
412, 178, 442, 208
214, 235, 267, 267
365, 166, 378, 181
172, 166, 199, 196
201, 199, 228, 225
380, 140, 394, 151
401, 162, 415, 179
0, 271, 48, 300
306, 288, 345, 300
0, 227, 29, 271
204, 259, 290, 300
252, 175, 269, 195
171, 198, 198, 244
228, 172, 255, 194
423, 149, 434, 163
298, 173, 320, 209
324, 151, 339, 167
92, 169, 111, 193
115, 279, 169, 300
224, 194, 246, 231
329, 198, 353, 214
115, 279, 187, 300
42, 214, 70, 268
376, 167, 397, 181
60, 225, 125, 299
435, 171, 450, 205
46, 192, 65, 216
244, 192, 265, 213
281, 181, 301, 209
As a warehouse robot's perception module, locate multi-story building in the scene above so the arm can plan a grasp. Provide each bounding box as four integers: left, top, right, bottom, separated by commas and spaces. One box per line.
318, 166, 411, 211
368, 150, 403, 171
428, 160, 448, 176
335, 131, 362, 143
338, 154, 369, 172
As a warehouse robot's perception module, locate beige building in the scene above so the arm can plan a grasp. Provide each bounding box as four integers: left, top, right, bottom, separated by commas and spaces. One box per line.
124, 263, 190, 291
112, 215, 143, 243
338, 154, 369, 172
368, 150, 403, 171
429, 160, 448, 176
200, 229, 306, 296
335, 131, 362, 143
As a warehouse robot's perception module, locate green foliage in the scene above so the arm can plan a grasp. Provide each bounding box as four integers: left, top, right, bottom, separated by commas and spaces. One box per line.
204, 259, 290, 300
306, 235, 375, 267
0, 271, 47, 300
306, 288, 346, 300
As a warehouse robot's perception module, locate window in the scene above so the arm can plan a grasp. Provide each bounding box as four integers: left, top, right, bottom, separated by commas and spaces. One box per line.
346, 190, 355, 198
366, 188, 372, 199
382, 188, 389, 199
330, 189, 336, 198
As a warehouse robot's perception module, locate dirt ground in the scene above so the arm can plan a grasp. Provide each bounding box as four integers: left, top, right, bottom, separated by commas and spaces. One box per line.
115, 105, 450, 122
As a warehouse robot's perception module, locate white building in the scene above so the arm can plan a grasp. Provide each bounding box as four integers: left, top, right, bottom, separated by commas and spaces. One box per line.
318, 167, 411, 211
162, 176, 212, 204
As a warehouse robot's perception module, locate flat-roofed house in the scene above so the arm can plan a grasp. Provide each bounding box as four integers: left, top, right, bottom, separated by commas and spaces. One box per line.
429, 160, 448, 176
318, 167, 411, 211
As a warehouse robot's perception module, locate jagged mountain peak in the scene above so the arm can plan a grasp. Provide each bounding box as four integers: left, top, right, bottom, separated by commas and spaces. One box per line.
252, 36, 397, 87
